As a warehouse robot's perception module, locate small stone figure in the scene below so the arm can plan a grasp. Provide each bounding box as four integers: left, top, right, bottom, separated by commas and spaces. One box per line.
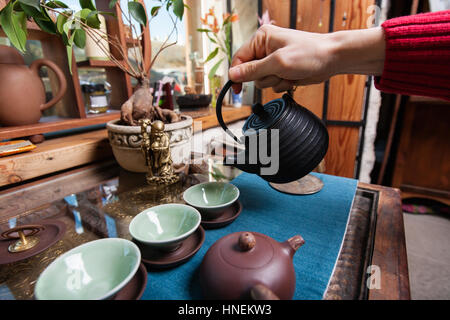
140, 119, 179, 185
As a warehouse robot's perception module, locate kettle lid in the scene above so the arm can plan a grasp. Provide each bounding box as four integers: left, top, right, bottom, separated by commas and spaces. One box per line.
242, 98, 286, 133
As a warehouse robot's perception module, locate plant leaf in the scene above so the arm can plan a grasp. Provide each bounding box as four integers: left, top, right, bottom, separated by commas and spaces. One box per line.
66, 43, 73, 73
109, 0, 119, 9
150, 6, 161, 17
34, 16, 57, 34
0, 2, 27, 52
46, 1, 69, 9
56, 13, 69, 33
98, 11, 116, 17
206, 33, 217, 44
204, 47, 218, 64
173, 0, 184, 20
208, 58, 223, 79
19, 3, 49, 21
79, 0, 96, 11
128, 1, 147, 26
73, 28, 86, 48
18, 0, 40, 11
196, 28, 211, 33
86, 11, 101, 28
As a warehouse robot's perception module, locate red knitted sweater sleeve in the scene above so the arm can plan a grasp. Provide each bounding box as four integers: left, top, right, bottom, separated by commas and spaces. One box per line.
374, 10, 450, 101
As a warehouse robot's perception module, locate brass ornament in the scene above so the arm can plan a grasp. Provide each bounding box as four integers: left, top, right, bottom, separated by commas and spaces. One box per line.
140, 119, 180, 185
1, 225, 44, 253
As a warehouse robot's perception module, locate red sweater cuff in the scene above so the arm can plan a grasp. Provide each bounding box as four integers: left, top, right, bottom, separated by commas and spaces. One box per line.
375, 10, 450, 101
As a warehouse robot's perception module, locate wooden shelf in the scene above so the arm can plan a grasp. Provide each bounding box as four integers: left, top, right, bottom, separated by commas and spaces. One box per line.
191, 105, 252, 133
0, 111, 120, 141
0, 129, 113, 187
0, 105, 251, 188
77, 59, 123, 68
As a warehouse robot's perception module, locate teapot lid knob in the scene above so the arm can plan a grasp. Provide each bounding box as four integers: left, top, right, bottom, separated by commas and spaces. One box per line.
238, 232, 256, 251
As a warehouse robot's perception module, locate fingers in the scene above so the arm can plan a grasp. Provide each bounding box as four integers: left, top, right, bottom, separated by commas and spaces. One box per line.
229, 26, 269, 93
272, 80, 295, 93
229, 55, 274, 84
255, 75, 281, 89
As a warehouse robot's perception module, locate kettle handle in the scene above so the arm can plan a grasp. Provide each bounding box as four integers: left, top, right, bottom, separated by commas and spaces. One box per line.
30, 59, 67, 111
216, 80, 243, 144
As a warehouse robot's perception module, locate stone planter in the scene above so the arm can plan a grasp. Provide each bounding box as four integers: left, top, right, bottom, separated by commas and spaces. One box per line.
106, 115, 193, 173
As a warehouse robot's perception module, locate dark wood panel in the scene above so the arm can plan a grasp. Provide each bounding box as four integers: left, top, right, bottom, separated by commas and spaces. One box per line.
360, 183, 411, 300
293, 0, 331, 118
261, 0, 291, 104
327, 0, 373, 122
324, 126, 360, 178
392, 102, 450, 198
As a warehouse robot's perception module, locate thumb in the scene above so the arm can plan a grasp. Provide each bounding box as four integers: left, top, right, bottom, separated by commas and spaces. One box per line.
228, 55, 273, 83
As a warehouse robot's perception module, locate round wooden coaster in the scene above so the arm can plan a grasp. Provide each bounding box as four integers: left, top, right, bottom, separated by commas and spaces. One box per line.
113, 263, 147, 300
140, 226, 205, 270
200, 200, 242, 230
0, 220, 66, 265
269, 174, 324, 195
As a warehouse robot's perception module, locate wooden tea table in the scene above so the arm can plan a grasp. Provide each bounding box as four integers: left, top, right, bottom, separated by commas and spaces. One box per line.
0, 160, 410, 300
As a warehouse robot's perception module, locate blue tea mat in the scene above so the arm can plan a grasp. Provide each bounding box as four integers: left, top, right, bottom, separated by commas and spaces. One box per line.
141, 172, 358, 300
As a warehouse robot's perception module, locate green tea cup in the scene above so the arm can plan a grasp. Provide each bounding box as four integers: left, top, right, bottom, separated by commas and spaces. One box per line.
183, 182, 240, 220
34, 238, 141, 300
129, 203, 201, 252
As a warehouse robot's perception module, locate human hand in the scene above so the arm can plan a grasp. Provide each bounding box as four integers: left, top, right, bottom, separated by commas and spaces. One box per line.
229, 24, 385, 93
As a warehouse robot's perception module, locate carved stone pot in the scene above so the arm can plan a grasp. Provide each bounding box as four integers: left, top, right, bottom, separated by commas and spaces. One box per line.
106, 115, 193, 172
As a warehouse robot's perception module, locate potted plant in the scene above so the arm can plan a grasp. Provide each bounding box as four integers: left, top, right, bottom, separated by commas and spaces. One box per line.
0, 0, 192, 172
197, 7, 239, 107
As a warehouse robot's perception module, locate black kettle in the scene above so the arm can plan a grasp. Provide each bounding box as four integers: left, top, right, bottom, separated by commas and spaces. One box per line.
216, 80, 329, 184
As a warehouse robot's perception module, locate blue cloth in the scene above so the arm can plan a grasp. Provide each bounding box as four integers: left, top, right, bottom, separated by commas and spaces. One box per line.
141, 172, 358, 300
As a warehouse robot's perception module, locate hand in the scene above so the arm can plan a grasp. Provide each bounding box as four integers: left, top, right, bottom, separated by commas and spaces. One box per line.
228, 24, 385, 93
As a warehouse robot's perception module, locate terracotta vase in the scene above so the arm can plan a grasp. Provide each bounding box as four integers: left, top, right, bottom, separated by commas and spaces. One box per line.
0, 45, 67, 126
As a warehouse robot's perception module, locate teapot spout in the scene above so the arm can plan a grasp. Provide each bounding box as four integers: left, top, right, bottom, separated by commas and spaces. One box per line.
282, 235, 305, 257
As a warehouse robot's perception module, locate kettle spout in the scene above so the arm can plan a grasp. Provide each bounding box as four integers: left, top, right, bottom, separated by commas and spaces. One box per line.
282, 235, 305, 257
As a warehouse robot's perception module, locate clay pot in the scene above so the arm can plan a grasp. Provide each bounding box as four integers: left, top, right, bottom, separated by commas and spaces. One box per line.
0, 45, 67, 126
106, 116, 193, 172
199, 231, 305, 300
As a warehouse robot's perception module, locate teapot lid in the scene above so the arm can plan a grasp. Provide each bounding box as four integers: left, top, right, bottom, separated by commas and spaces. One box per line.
209, 232, 275, 269
242, 98, 286, 133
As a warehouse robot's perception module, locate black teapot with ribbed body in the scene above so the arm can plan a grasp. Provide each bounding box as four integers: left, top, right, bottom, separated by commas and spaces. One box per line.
216, 80, 329, 184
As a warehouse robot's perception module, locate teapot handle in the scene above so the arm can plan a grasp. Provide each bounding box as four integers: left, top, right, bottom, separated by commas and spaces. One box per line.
30, 59, 67, 111
216, 80, 243, 144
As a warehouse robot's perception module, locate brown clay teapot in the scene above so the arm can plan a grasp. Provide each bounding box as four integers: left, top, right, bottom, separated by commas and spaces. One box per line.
0, 45, 67, 126
199, 231, 305, 300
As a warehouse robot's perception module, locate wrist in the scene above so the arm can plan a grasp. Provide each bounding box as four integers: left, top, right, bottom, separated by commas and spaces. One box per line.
327, 27, 386, 76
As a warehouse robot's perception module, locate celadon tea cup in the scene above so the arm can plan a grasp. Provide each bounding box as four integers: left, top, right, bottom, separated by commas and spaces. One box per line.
129, 203, 201, 252
34, 238, 141, 300
183, 182, 240, 220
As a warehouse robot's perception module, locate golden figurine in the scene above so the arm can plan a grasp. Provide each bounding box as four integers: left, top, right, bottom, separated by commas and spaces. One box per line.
140, 119, 180, 185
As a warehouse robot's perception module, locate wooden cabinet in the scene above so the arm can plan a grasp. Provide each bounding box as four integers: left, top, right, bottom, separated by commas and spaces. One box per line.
260, 0, 374, 178
0, 0, 150, 141
392, 97, 450, 203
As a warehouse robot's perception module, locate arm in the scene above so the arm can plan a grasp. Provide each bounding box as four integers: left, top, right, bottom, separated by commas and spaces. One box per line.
229, 10, 450, 101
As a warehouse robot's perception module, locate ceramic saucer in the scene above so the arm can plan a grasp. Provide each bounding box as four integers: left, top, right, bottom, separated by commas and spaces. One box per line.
113, 263, 147, 300
200, 200, 242, 230
269, 174, 324, 195
0, 219, 66, 265
140, 226, 205, 270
